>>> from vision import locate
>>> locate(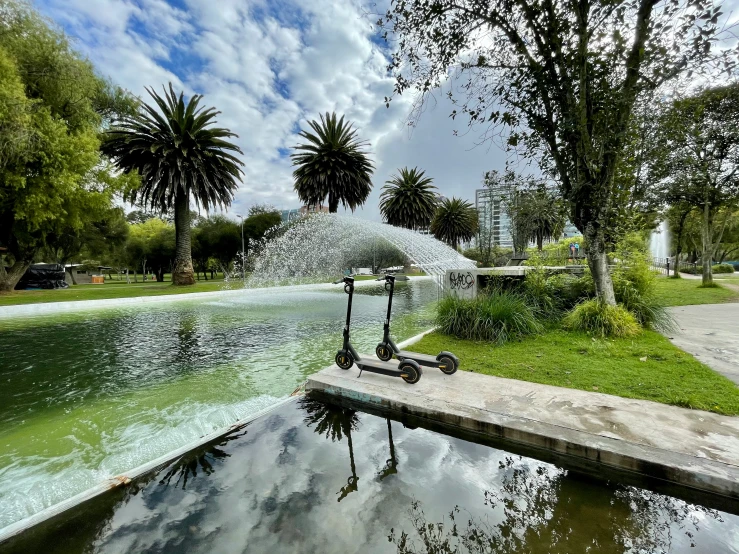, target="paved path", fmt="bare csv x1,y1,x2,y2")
307,363,739,501
667,303,739,385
